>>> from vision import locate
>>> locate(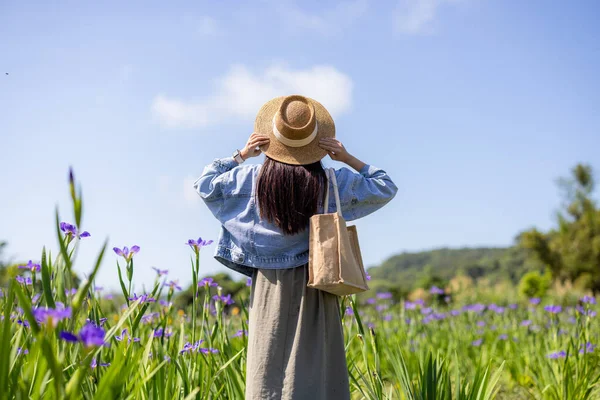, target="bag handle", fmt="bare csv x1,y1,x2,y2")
324,168,330,214
323,168,342,216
